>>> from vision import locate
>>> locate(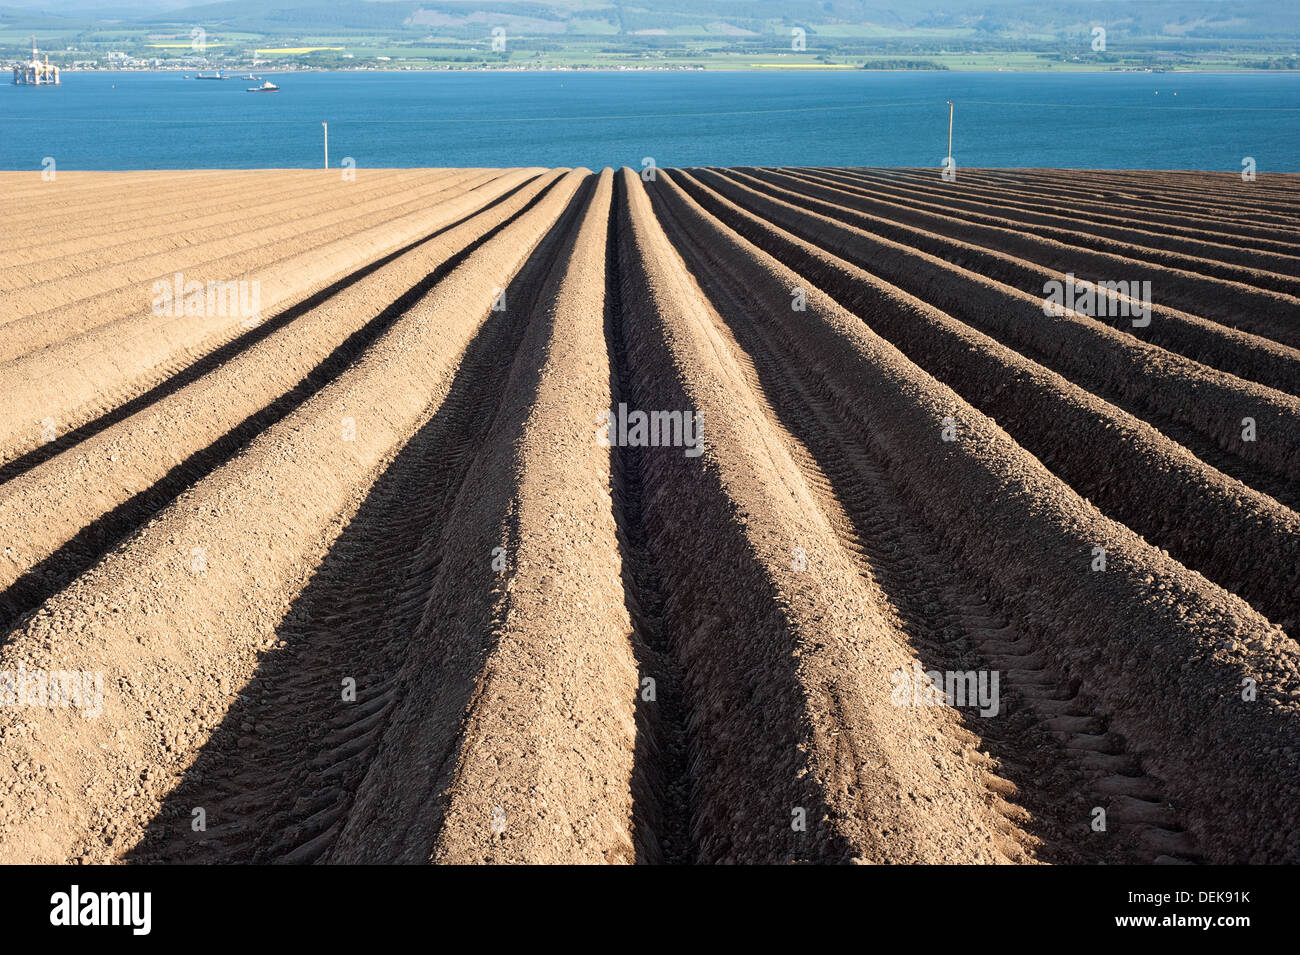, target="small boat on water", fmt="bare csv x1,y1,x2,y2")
242,74,261,81
247,80,279,93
